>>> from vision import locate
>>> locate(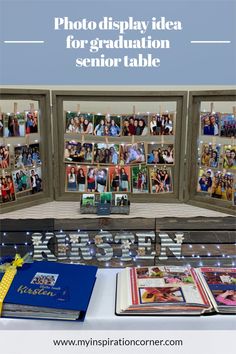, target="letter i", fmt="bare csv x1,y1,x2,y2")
152,17,156,30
